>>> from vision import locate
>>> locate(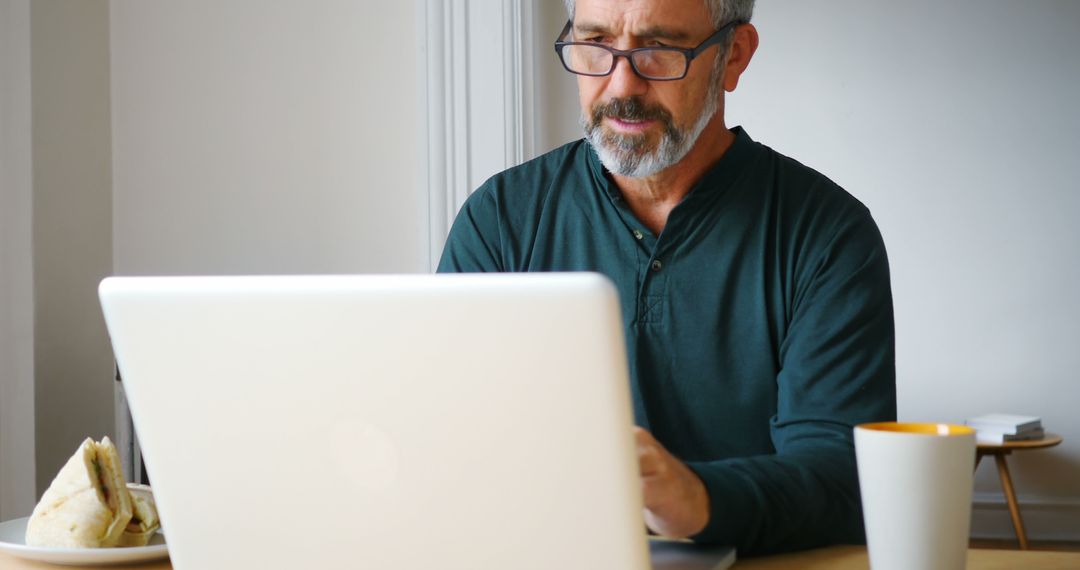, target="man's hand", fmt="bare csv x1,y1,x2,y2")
635,426,710,538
